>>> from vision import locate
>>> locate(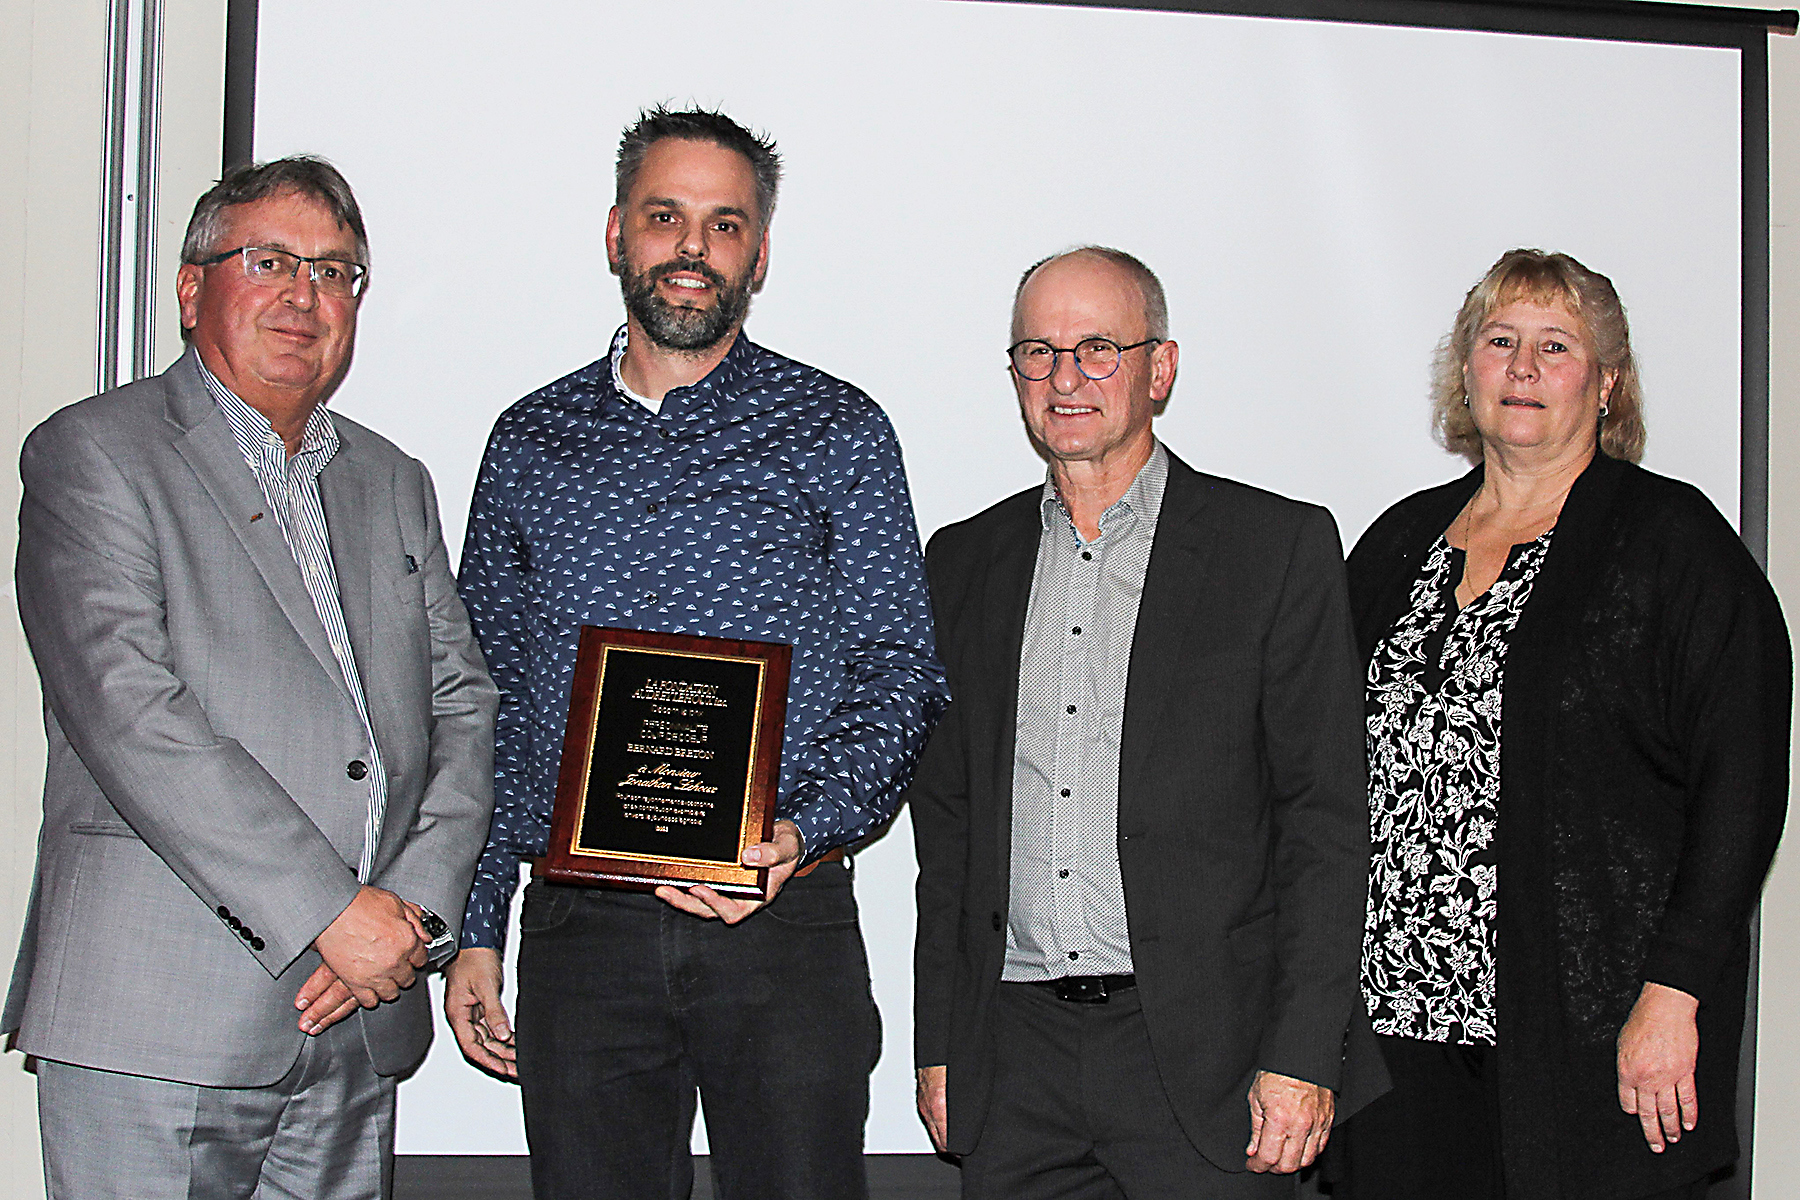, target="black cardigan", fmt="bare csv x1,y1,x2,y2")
1346,452,1790,1199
